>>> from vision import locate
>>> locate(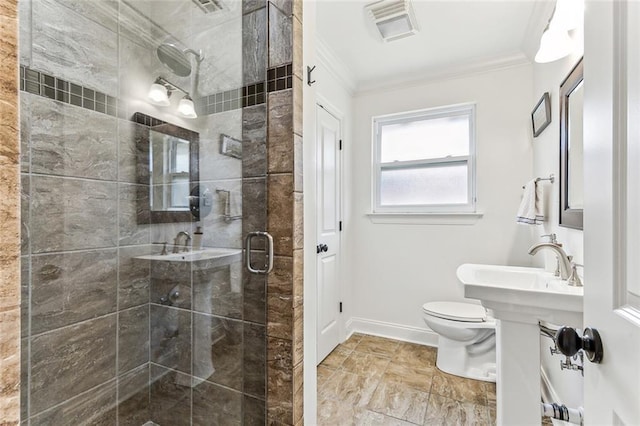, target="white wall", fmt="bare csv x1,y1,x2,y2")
531,55,585,267
346,64,535,341
532,49,586,414
312,12,585,414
